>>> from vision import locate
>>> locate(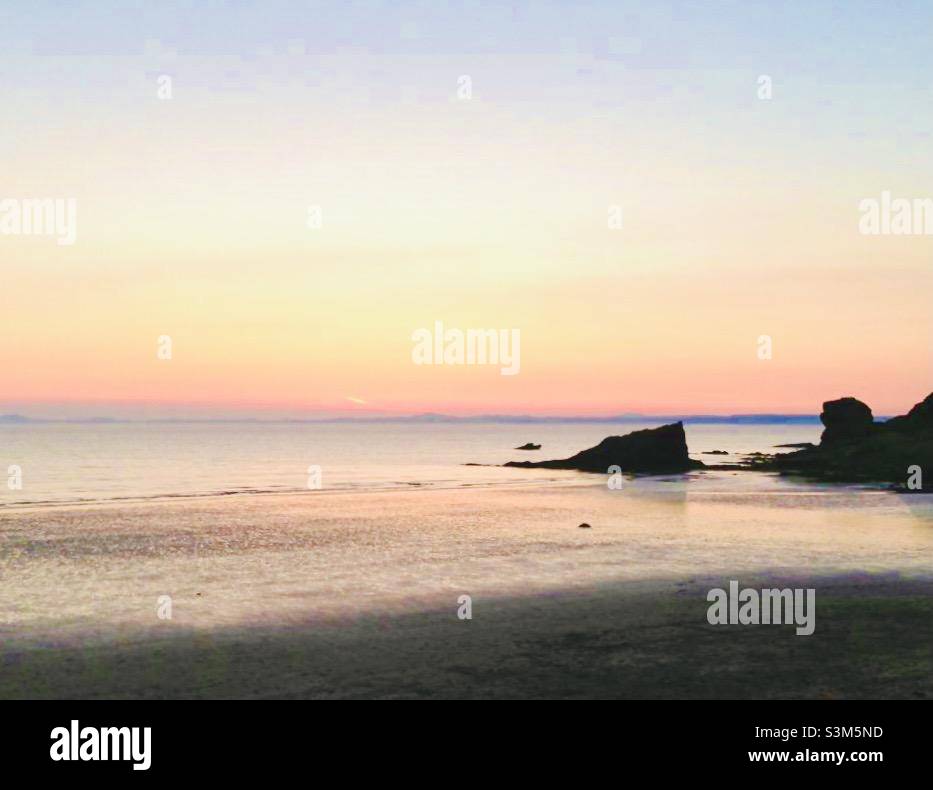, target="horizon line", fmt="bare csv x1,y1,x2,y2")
0,412,840,425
